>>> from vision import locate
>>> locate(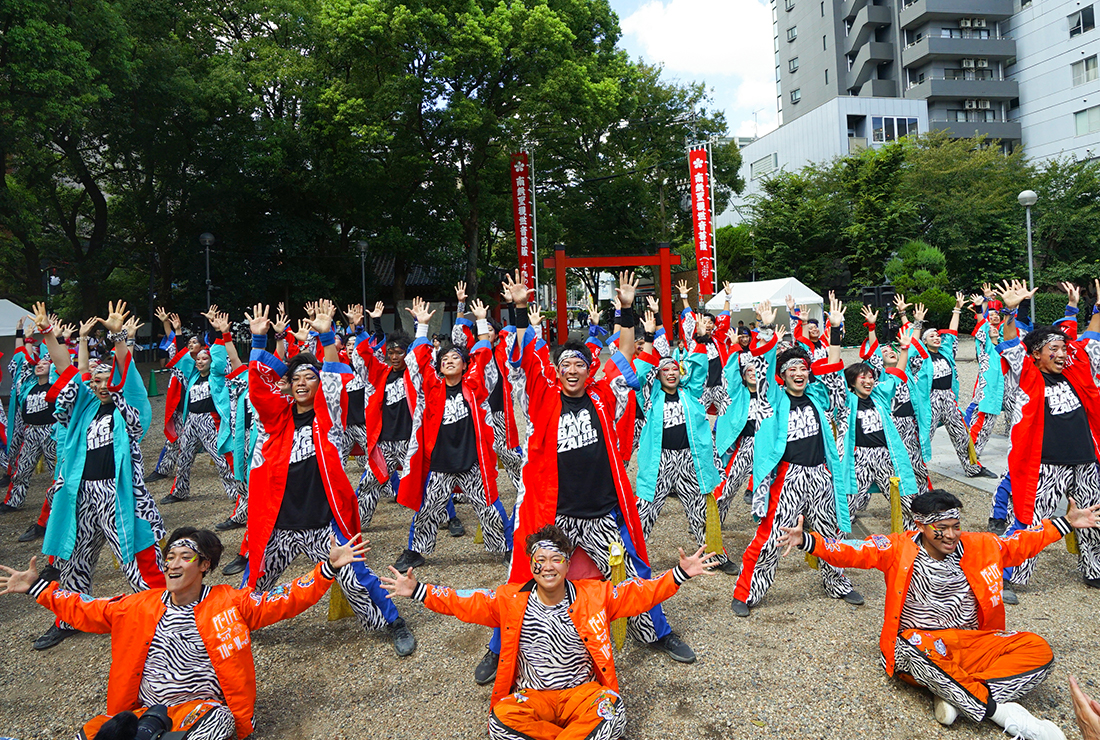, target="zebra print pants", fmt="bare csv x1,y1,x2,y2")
851,446,915,531
929,389,982,476
153,436,180,476
3,423,56,509
719,434,755,523
894,415,928,489
892,628,1054,723
1008,462,1100,585
170,412,238,500
56,478,165,630
345,424,369,469
969,411,999,458
255,525,398,630
410,464,508,555
491,410,524,493
733,462,854,606
636,448,728,564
